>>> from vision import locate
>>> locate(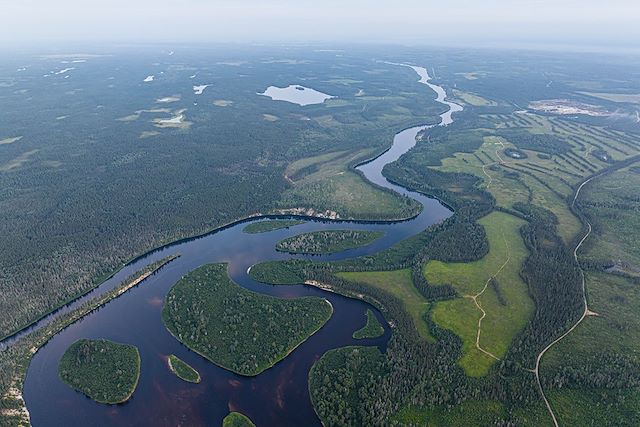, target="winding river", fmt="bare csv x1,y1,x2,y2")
19,64,462,426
